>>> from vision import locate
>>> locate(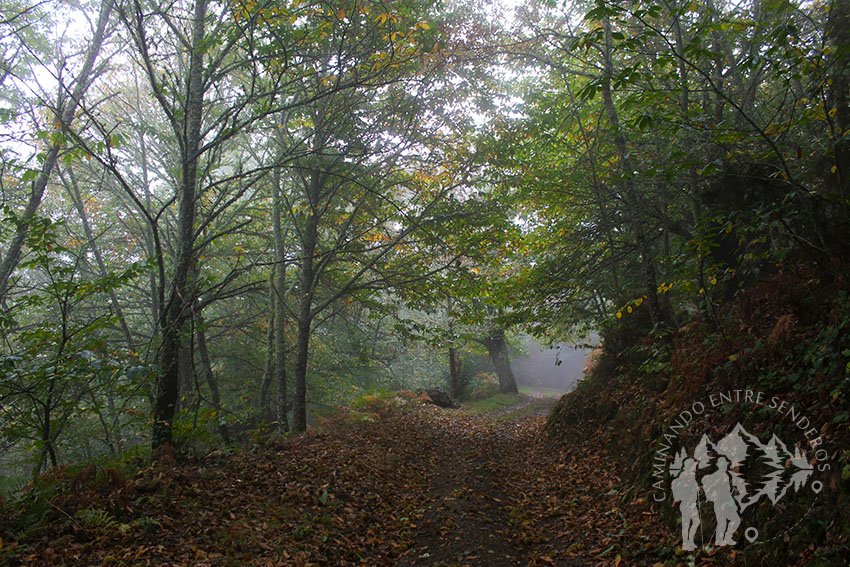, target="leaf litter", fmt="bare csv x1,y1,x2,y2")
1,395,704,566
